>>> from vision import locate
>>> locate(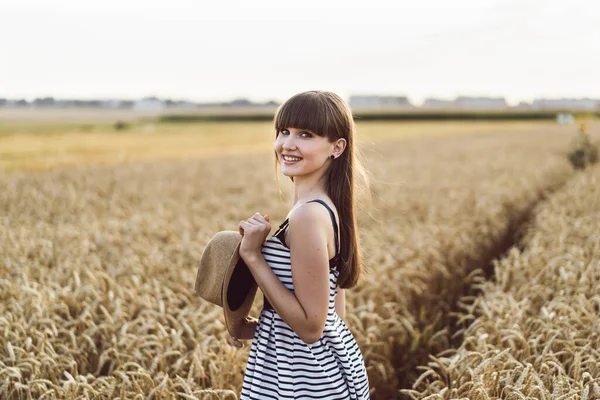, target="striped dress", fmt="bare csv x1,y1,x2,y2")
240,199,370,400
